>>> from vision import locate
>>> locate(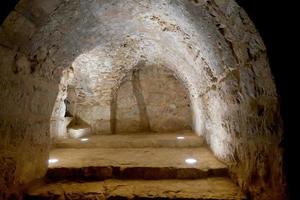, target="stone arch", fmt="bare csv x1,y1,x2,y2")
111,63,194,134
66,40,204,135
0,0,285,199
